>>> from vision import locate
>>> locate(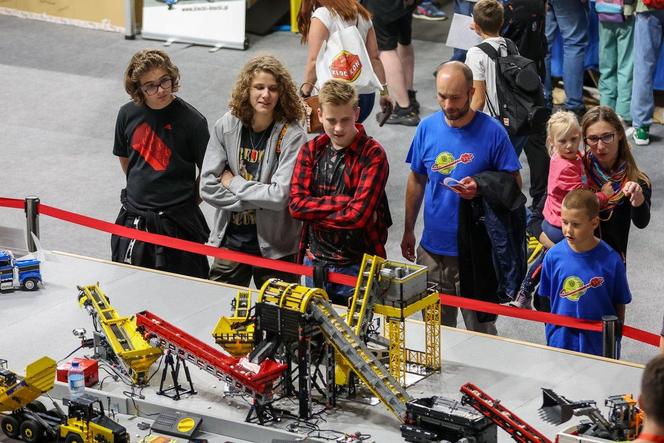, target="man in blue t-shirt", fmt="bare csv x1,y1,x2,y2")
402,61,521,334
539,189,632,357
